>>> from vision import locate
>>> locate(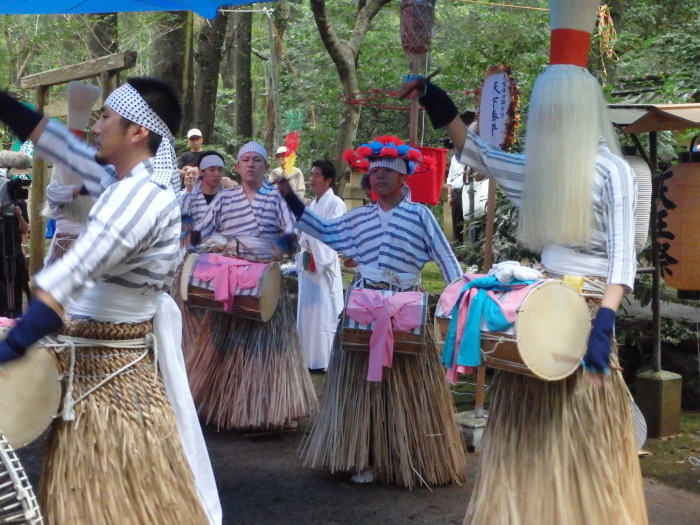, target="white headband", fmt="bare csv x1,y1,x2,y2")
105,83,180,192
368,158,408,176
237,141,269,163
199,154,224,170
